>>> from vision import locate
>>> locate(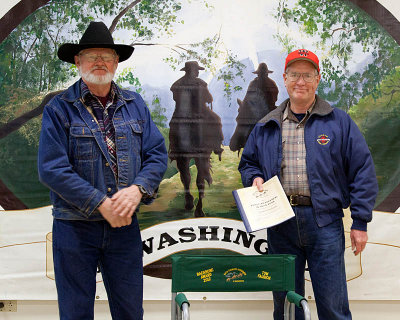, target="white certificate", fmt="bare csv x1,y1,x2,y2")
232,176,295,232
